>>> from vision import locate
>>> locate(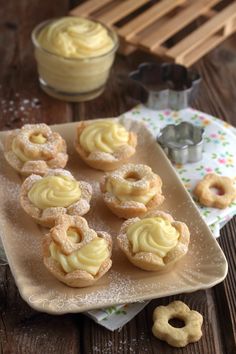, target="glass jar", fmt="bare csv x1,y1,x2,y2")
31,18,119,102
